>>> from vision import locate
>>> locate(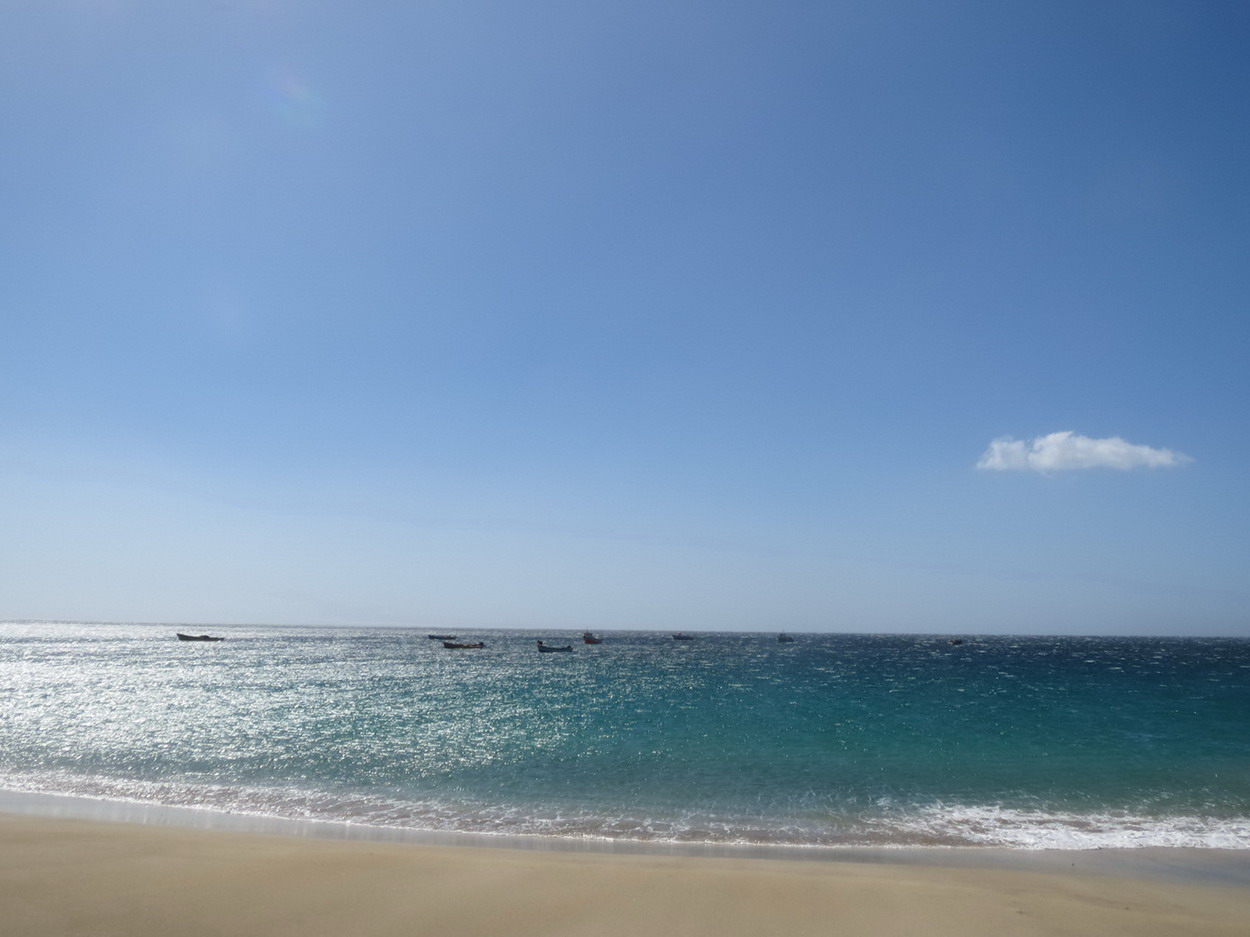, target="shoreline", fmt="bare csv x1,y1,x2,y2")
4,811,1250,937
3,788,1250,889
